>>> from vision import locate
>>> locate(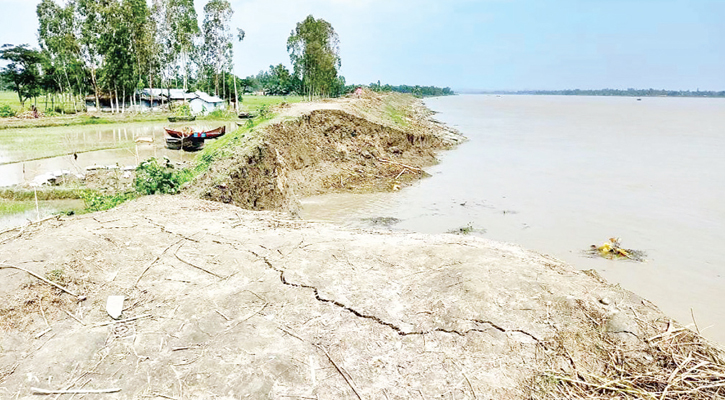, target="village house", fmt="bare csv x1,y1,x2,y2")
85,89,227,115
